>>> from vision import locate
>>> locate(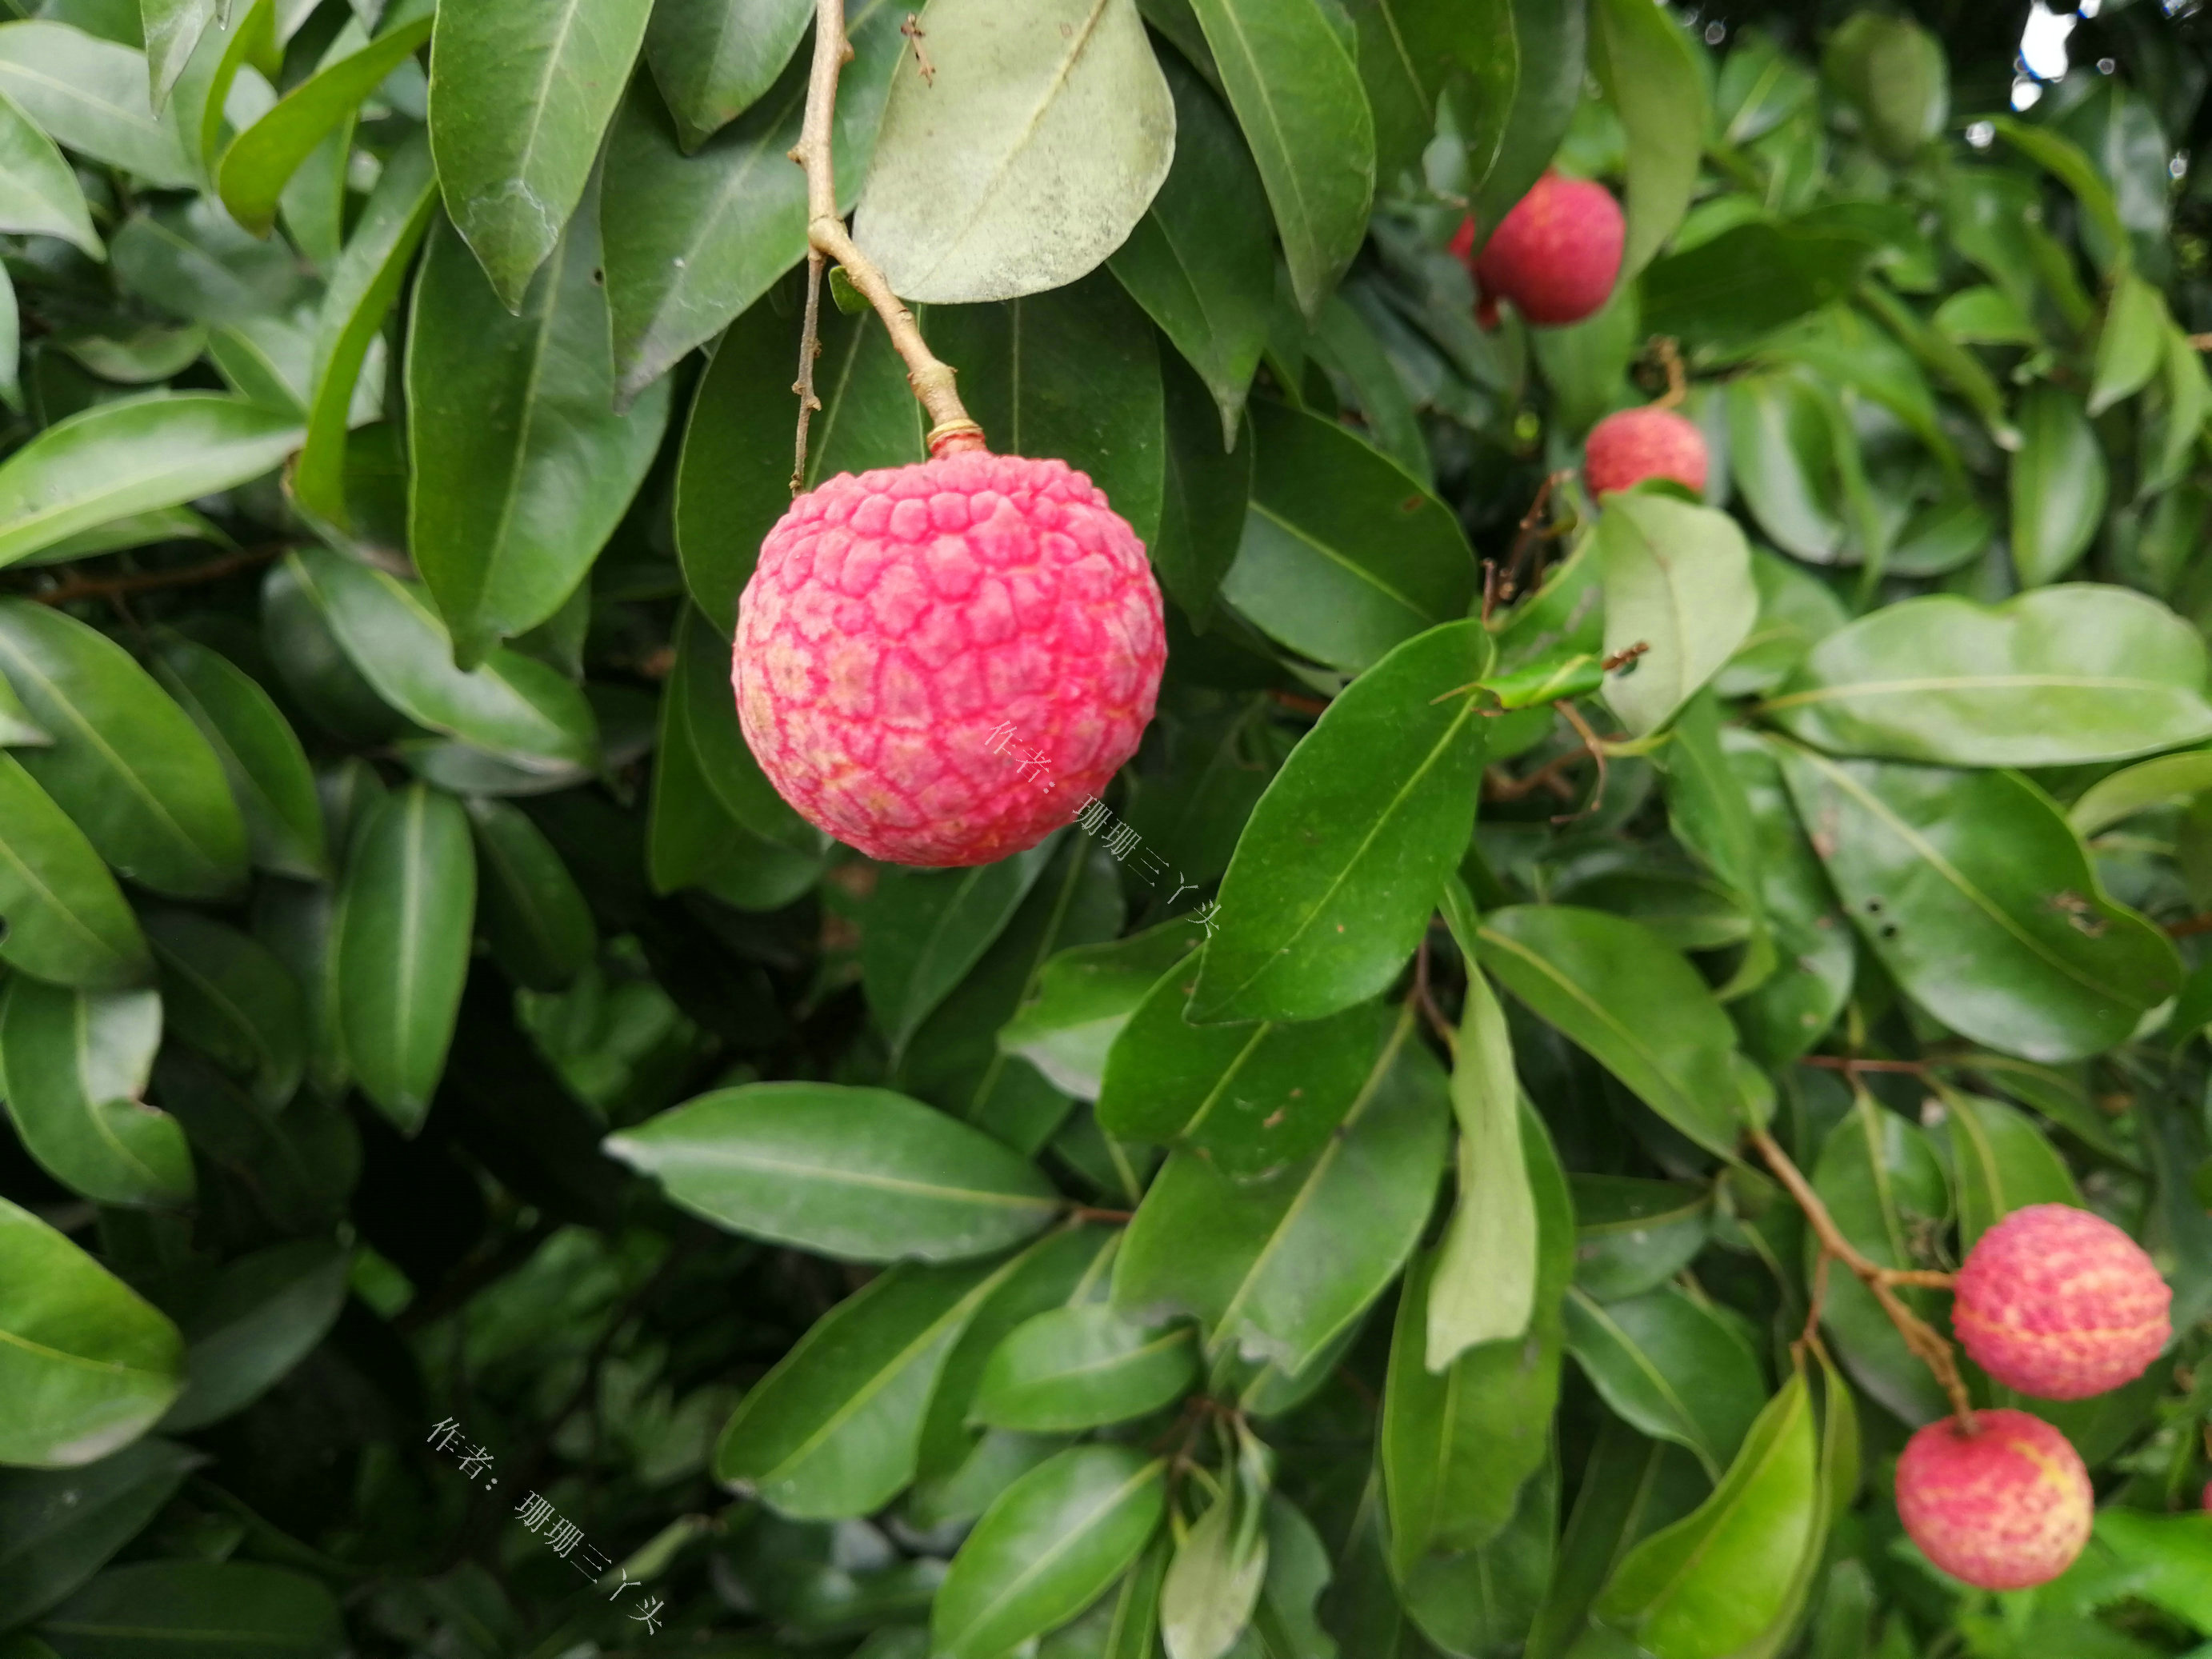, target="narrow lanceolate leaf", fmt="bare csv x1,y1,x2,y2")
337,784,476,1133
1598,491,1758,737
643,0,813,151
2070,750,2212,837
0,23,195,188
150,634,327,881
854,0,1174,303
1429,971,1538,1367
1478,905,1743,1157
408,206,671,666
0,978,190,1209
0,1196,184,1468
1564,1285,1769,1479
34,1561,343,1657
0,754,150,990
465,798,594,993
294,134,438,527
972,1305,1197,1433
1162,1469,1269,1659
0,1437,199,1625
1457,0,1588,244
1589,0,1705,278
1764,586,2212,767
0,86,101,257
142,0,218,109
145,910,306,1109
932,1446,1169,1659
157,1239,352,1432
1186,0,1374,320
672,606,818,850
0,394,300,570
2010,385,2108,587
1189,619,1489,1024
605,1083,1063,1263
865,845,1060,1056
714,1255,1022,1519
1777,745,2180,1063
0,602,248,901
427,0,655,309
